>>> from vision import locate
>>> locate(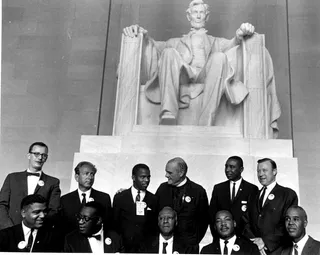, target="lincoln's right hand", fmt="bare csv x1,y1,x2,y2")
123,25,148,38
